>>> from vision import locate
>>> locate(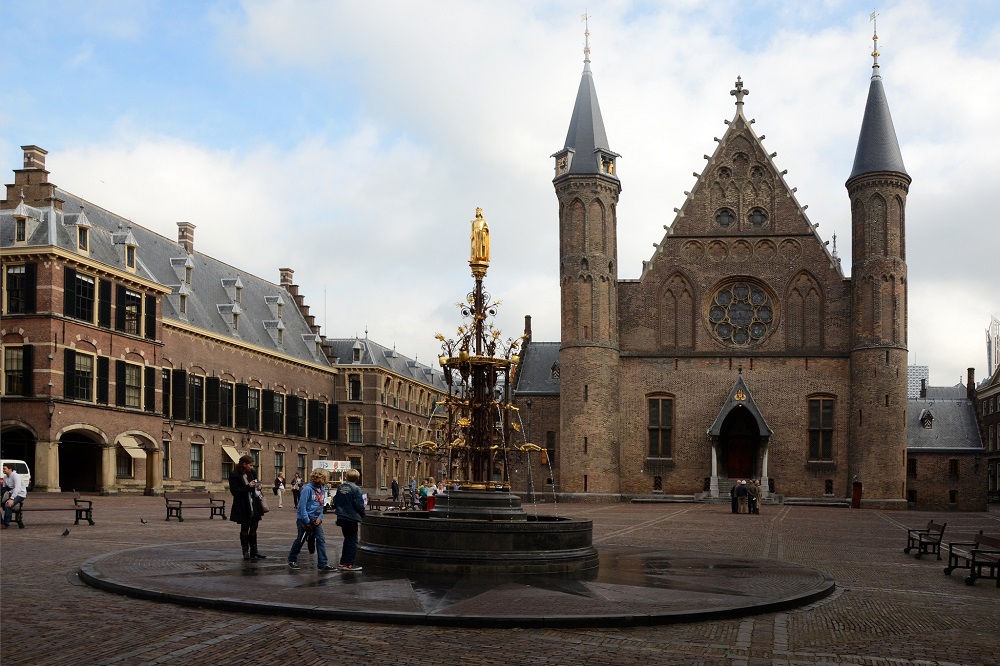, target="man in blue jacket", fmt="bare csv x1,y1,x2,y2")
334,468,366,571
287,469,335,571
